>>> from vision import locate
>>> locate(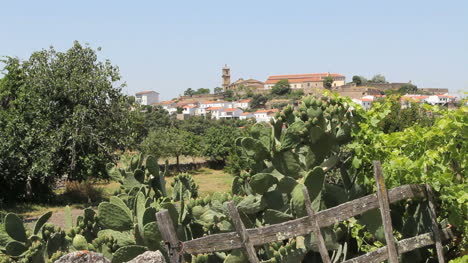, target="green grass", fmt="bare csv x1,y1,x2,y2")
0,168,233,222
